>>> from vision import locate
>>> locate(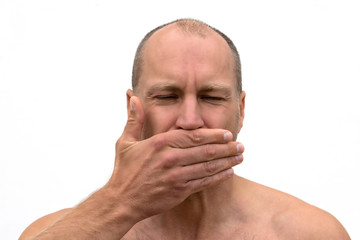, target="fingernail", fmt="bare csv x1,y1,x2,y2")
235,155,243,163
227,168,234,176
237,143,244,153
224,132,232,142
